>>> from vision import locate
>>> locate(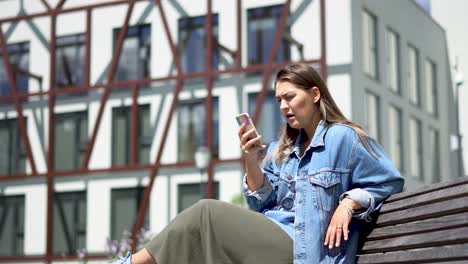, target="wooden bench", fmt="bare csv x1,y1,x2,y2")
357,177,468,264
